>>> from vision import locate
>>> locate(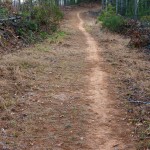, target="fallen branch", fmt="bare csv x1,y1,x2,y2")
129,100,150,105
0,16,21,22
